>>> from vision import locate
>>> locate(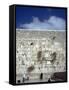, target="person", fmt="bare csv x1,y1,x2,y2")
48,78,51,82
40,73,43,80
23,77,25,82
